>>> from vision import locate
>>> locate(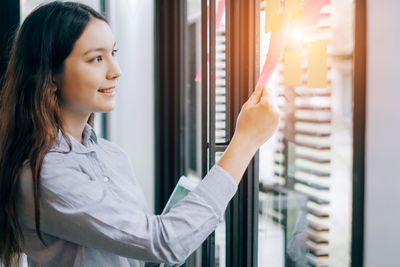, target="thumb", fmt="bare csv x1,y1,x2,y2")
260,86,270,101
247,84,264,105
